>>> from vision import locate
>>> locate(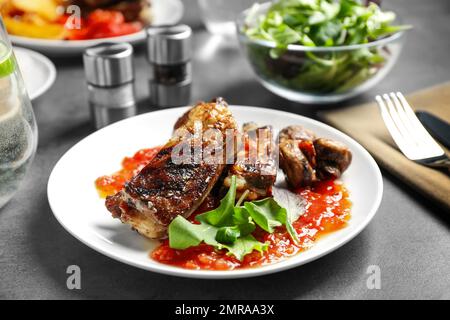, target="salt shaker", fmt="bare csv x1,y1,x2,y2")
146,24,192,108
83,43,137,129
